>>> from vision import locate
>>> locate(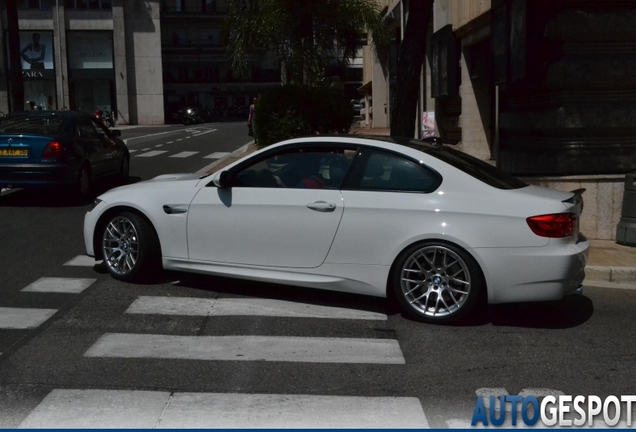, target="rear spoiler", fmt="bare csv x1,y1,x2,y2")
563,188,585,211
562,188,585,204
